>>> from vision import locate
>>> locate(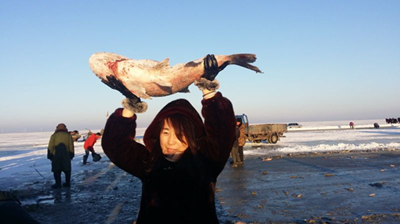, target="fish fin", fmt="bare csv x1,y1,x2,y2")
150,58,173,87
122,80,152,99
151,77,172,88
152,58,170,71
178,86,190,93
